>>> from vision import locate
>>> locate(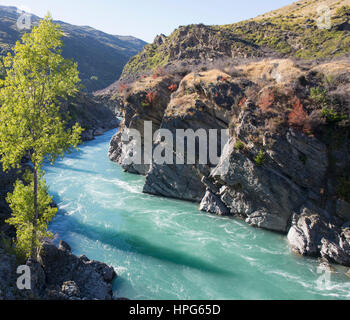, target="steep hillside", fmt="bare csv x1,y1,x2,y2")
108,0,350,267
0,6,146,91
116,0,349,82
